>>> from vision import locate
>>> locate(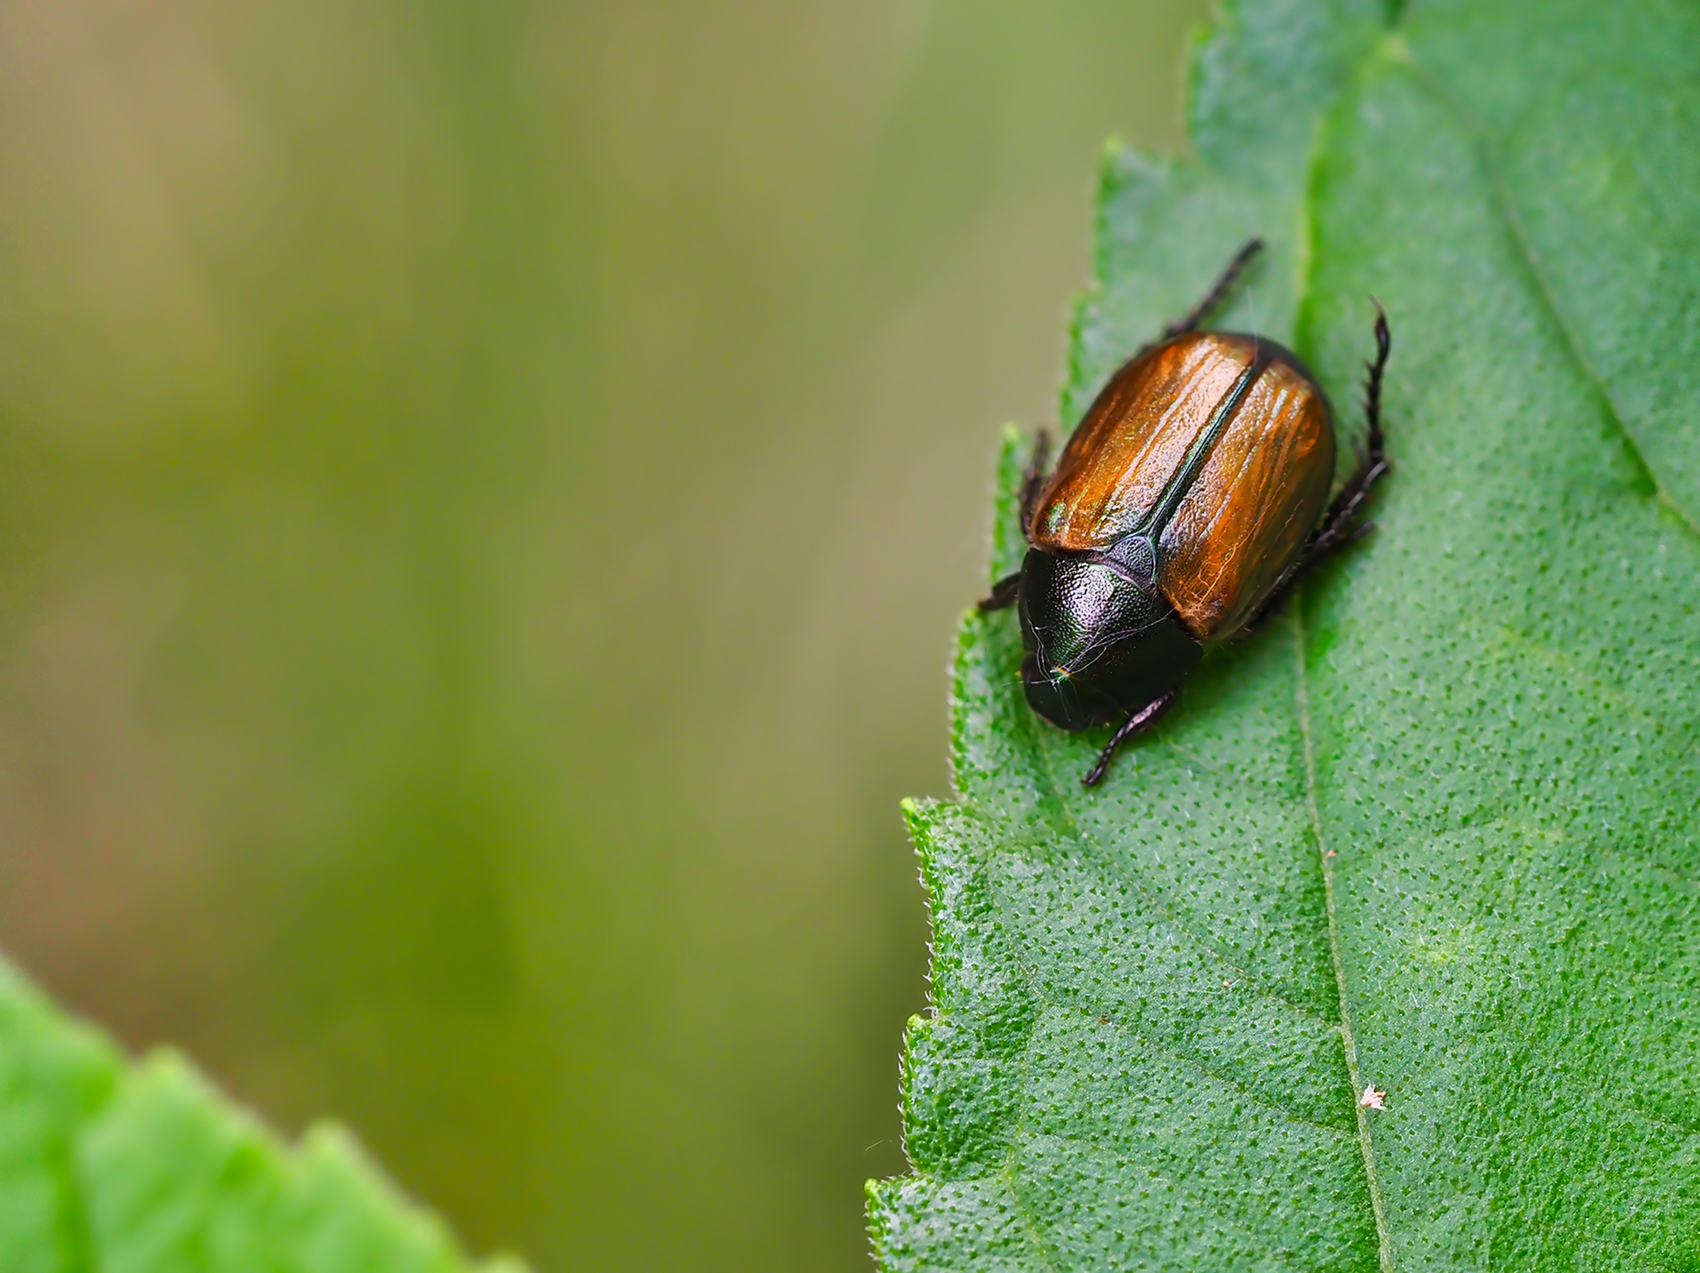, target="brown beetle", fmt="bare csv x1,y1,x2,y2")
980,240,1391,784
